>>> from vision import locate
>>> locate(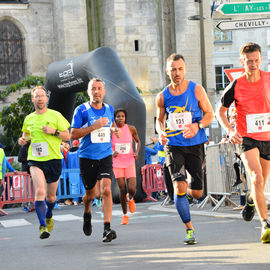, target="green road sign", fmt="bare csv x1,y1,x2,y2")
217,2,270,15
